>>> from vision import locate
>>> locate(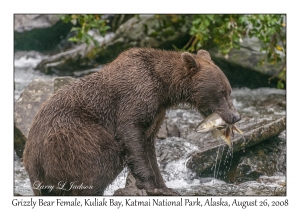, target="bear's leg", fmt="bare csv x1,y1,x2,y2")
146,138,180,195
131,137,180,196
119,124,179,196
146,109,180,195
